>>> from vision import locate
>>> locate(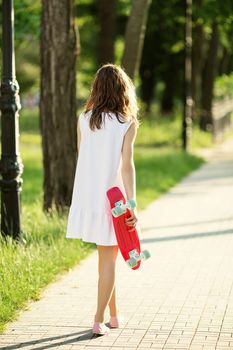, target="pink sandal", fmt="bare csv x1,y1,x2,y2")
109,315,123,328
92,321,110,335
